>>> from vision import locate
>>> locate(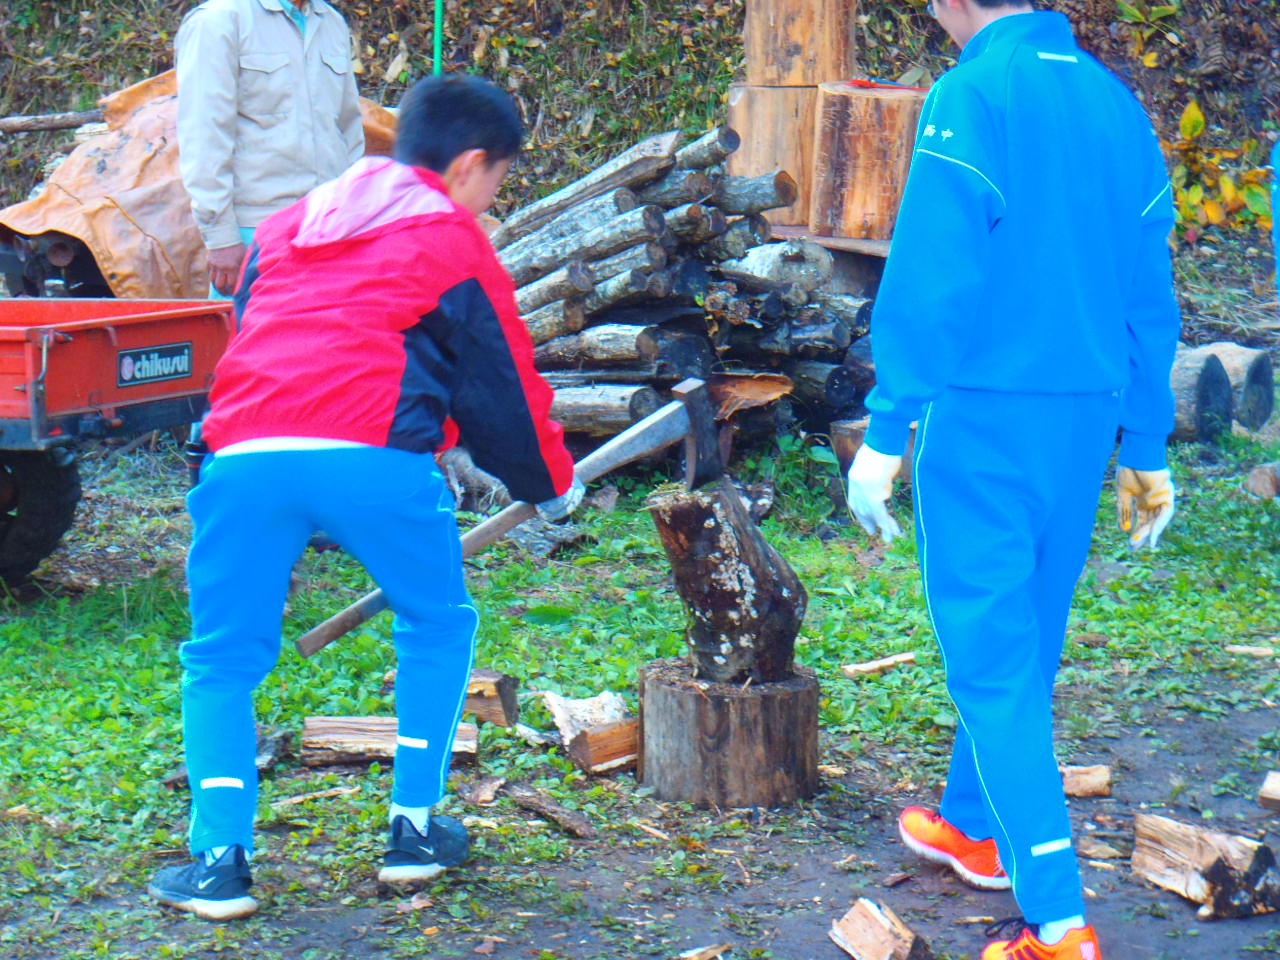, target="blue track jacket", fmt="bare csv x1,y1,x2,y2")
865,12,1179,471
